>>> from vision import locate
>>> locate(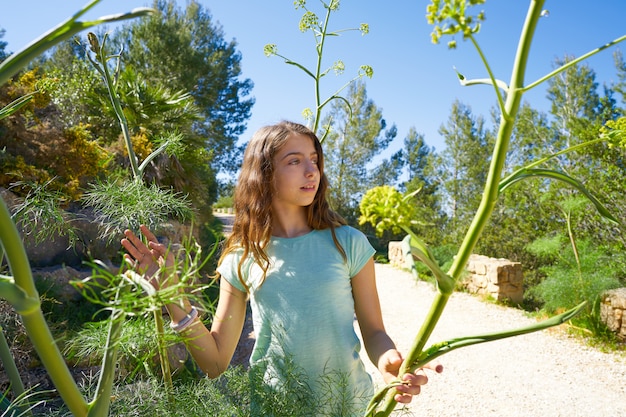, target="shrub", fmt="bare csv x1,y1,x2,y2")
527,236,622,326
